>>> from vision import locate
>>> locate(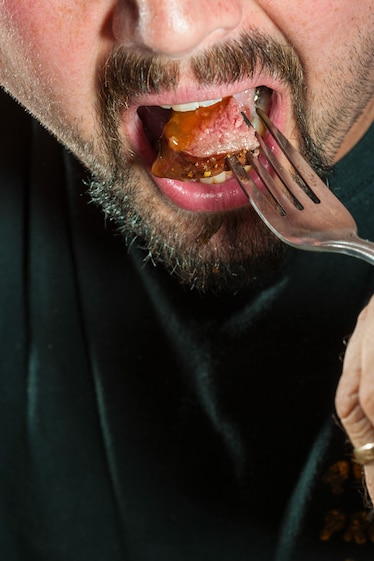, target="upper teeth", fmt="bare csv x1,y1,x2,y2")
160,98,222,112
